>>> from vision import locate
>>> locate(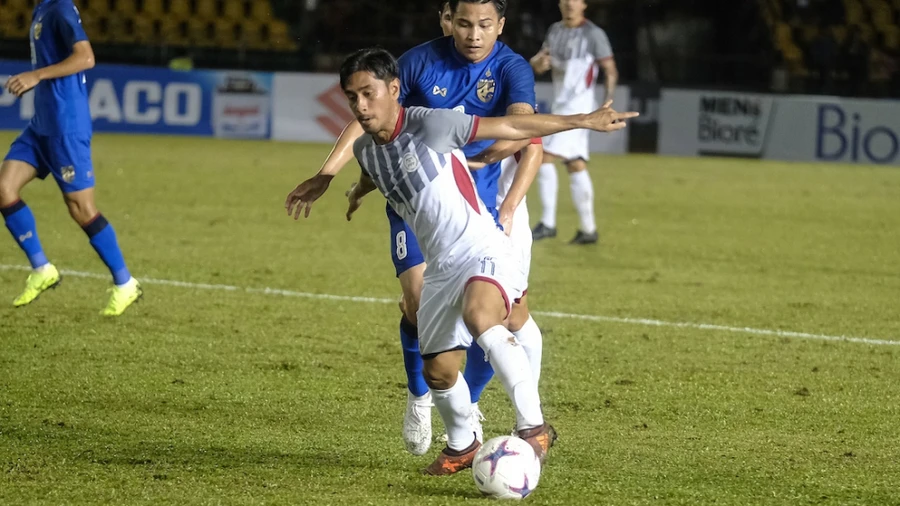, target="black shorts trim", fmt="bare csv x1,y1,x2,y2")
422,345,467,360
